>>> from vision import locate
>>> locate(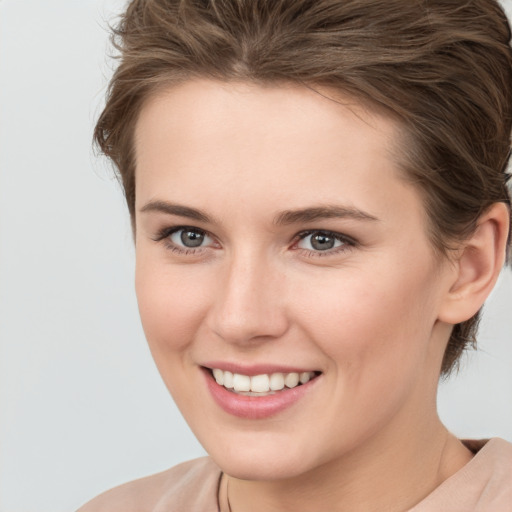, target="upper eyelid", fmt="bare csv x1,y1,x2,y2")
154,225,211,241
294,229,356,244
